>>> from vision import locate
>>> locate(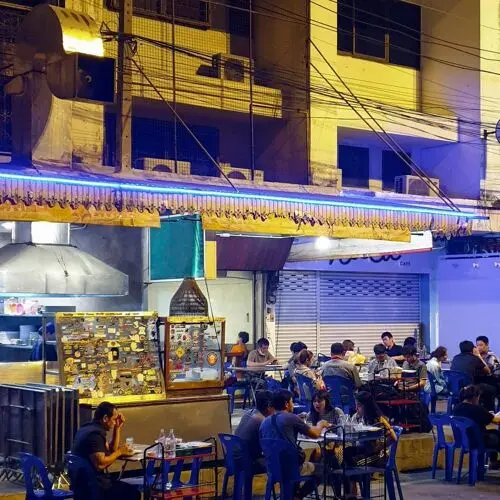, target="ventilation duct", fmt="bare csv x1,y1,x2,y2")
0,222,128,296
